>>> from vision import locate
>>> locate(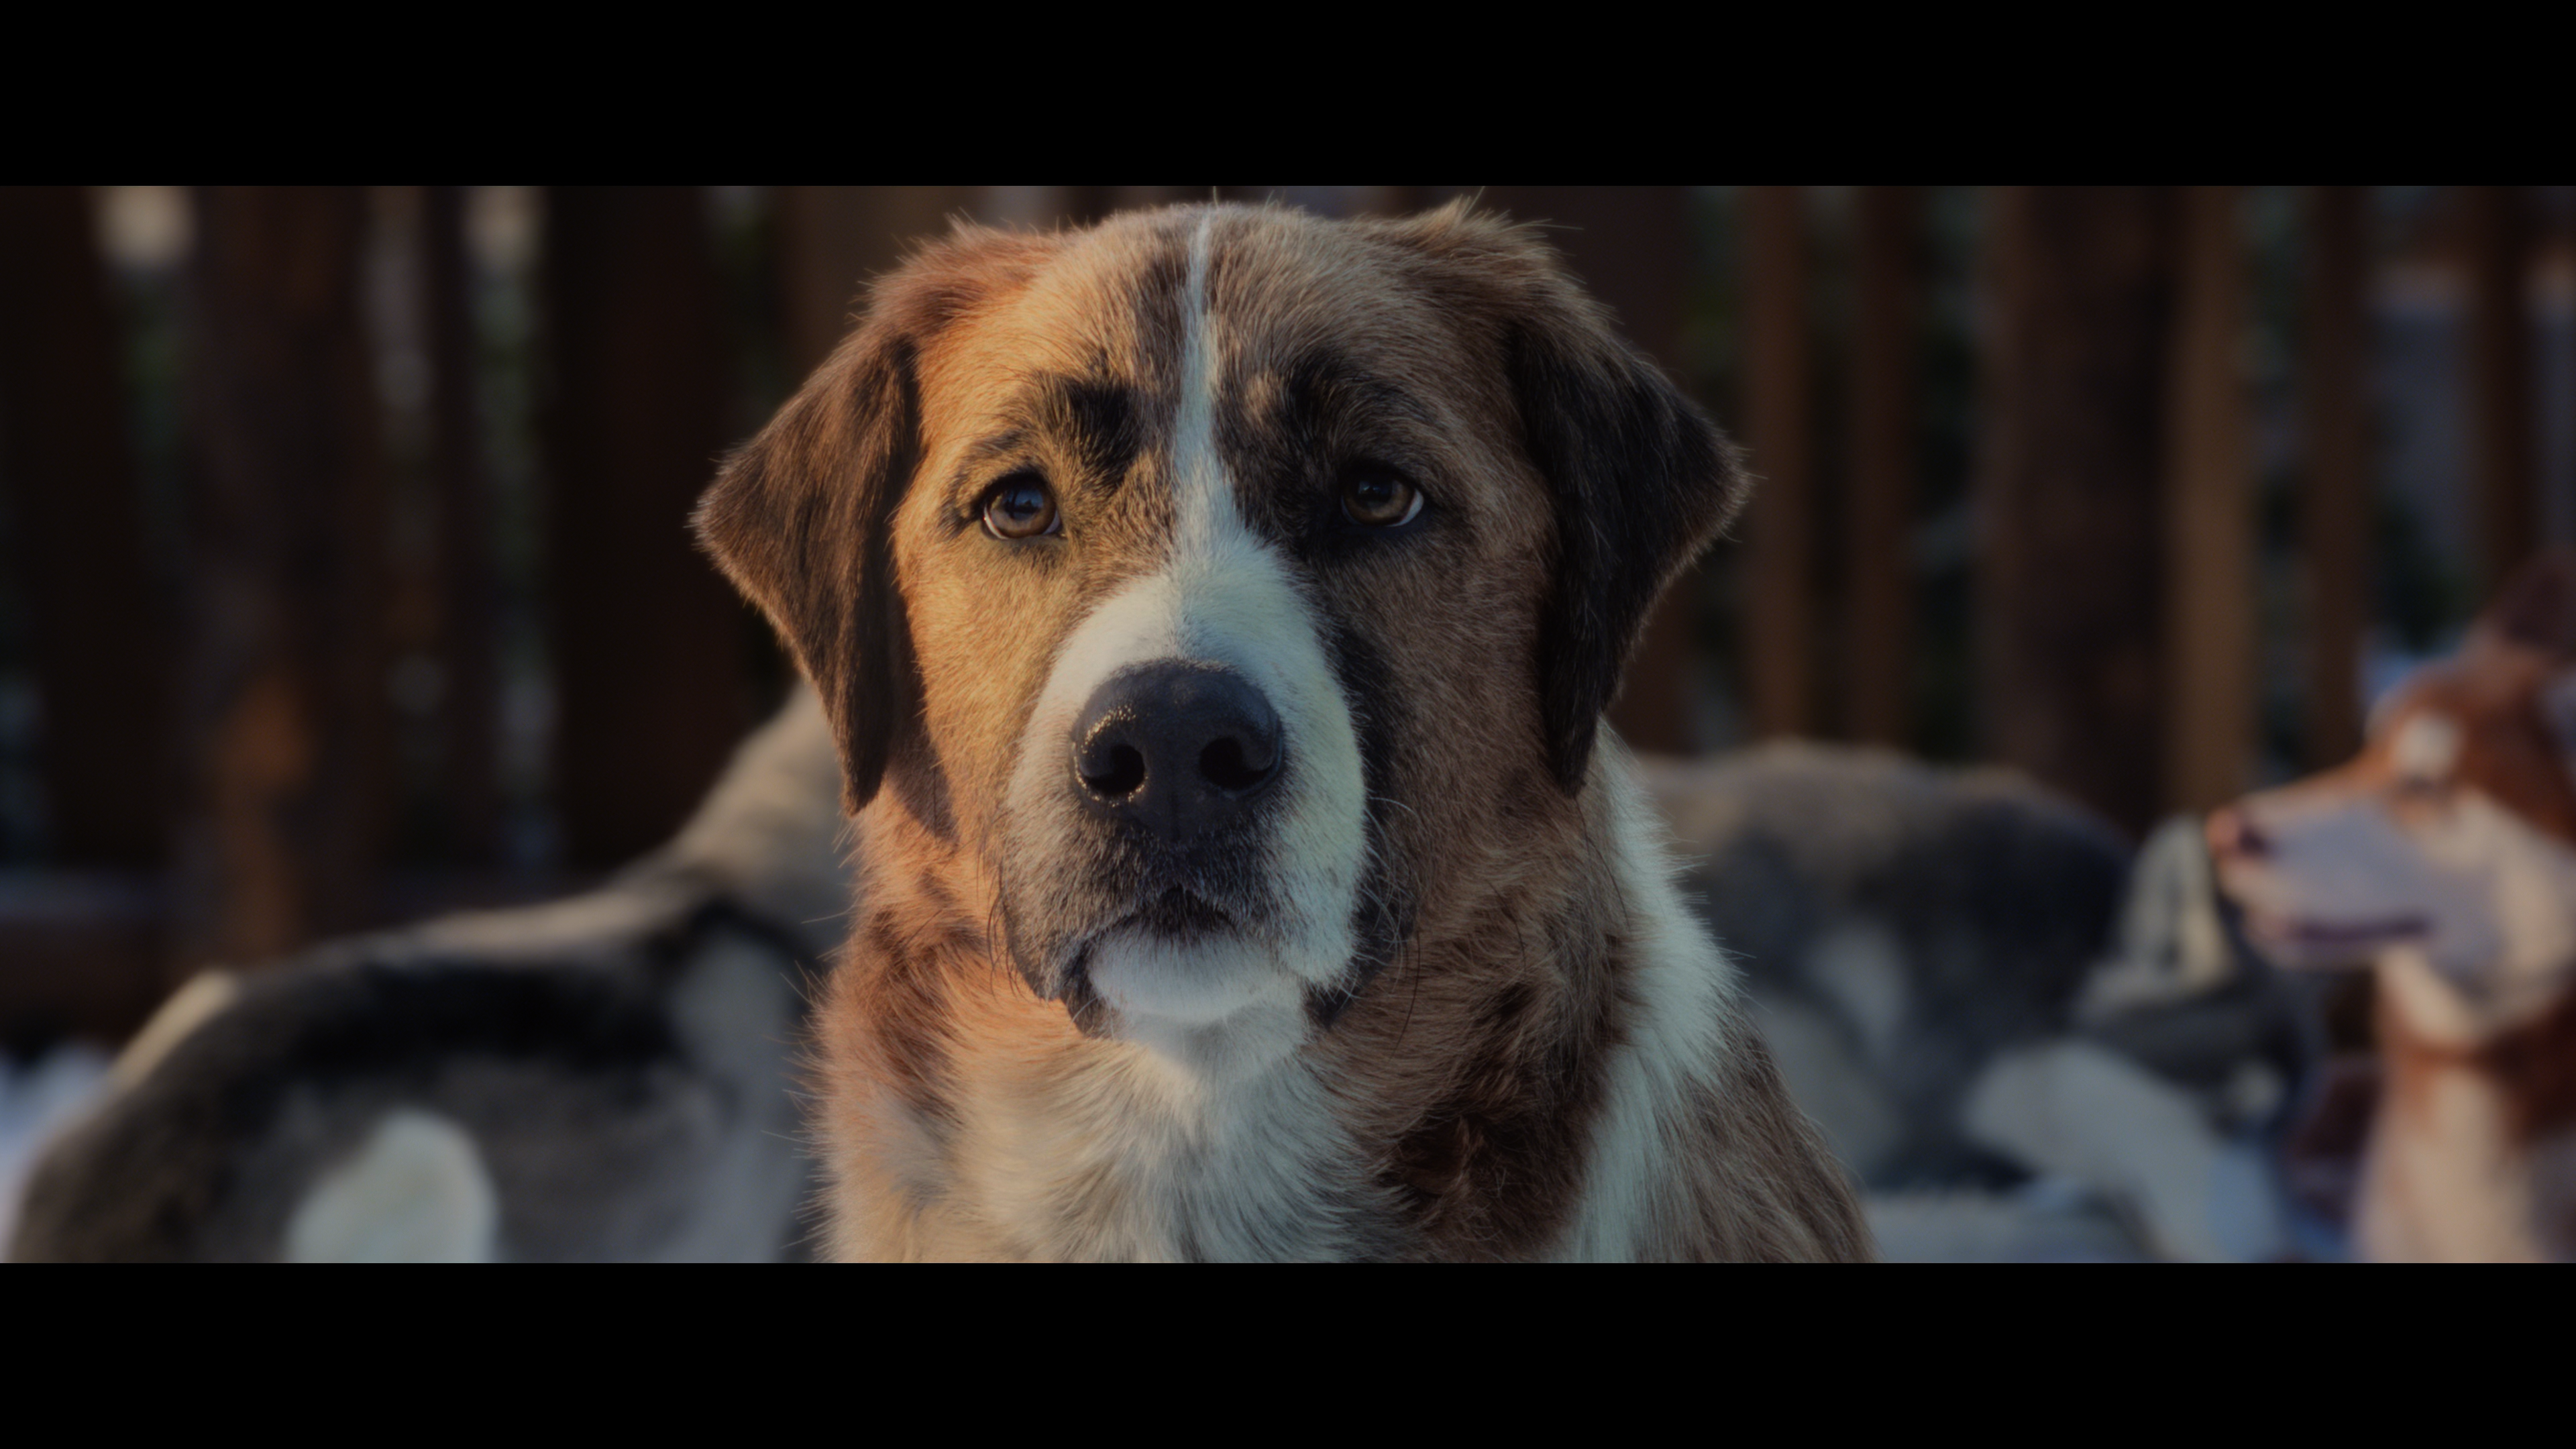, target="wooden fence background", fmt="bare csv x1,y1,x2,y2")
1,185,2570,1049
